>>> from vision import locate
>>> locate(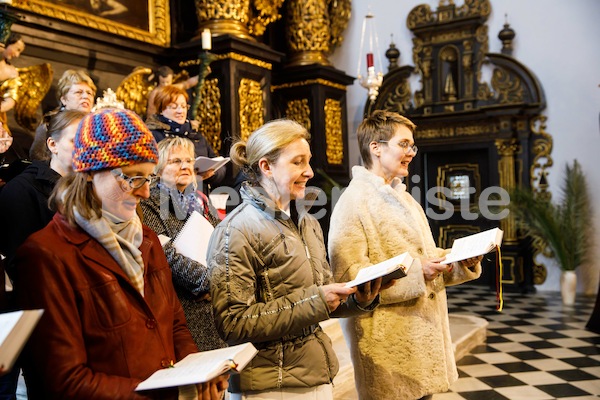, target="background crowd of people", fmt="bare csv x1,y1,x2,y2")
0,54,484,400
